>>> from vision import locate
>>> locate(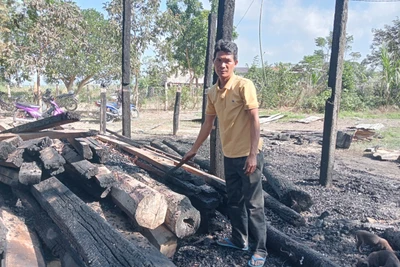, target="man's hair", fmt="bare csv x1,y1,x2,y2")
214,39,238,61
